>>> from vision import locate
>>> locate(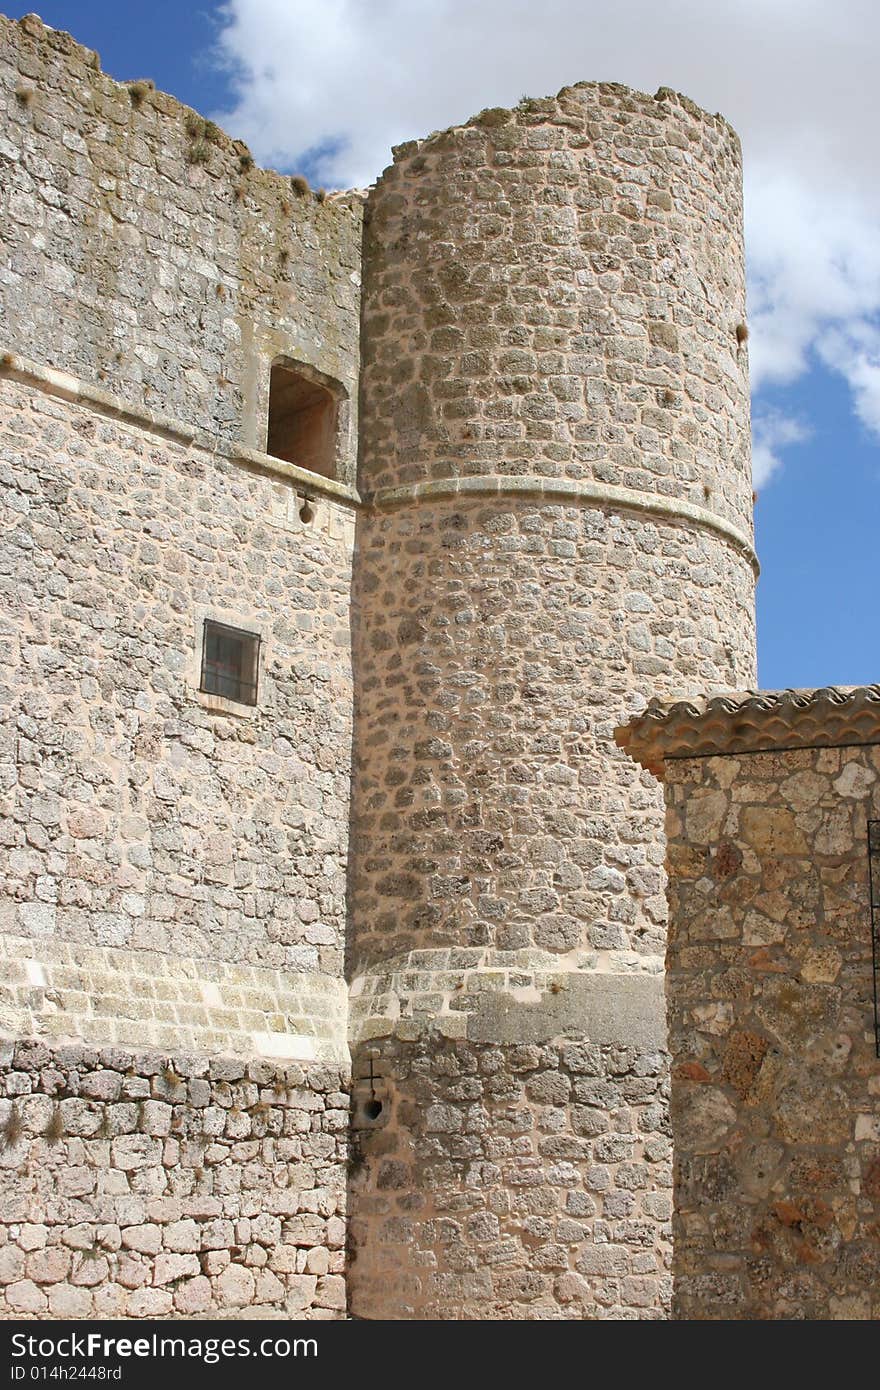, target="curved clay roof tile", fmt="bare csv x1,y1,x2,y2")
615,684,880,776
